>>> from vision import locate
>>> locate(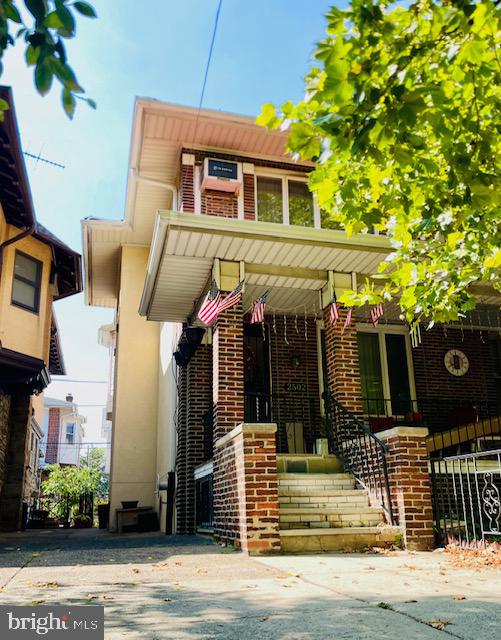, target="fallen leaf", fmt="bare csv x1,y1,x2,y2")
163,598,172,602
404,599,417,603
377,602,394,610
101,595,114,601
452,595,466,600
260,616,269,622
132,569,140,574
31,600,45,605
427,620,450,630
31,552,41,558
